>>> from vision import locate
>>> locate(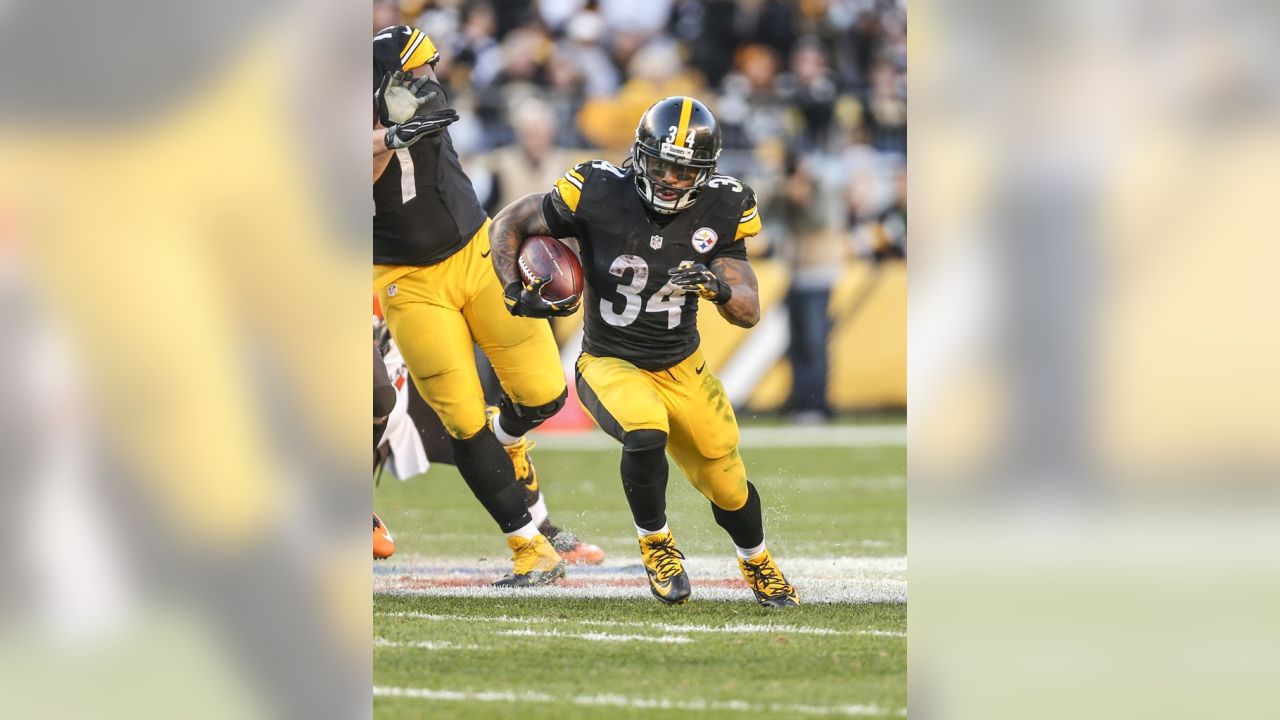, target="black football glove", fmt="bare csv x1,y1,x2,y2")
668,261,731,304
383,109,460,150
504,278,581,318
